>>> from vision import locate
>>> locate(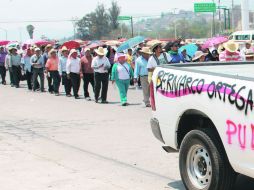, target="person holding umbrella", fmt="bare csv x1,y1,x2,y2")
111,53,134,106
45,49,61,96
66,49,82,99
92,47,111,103
59,46,72,97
